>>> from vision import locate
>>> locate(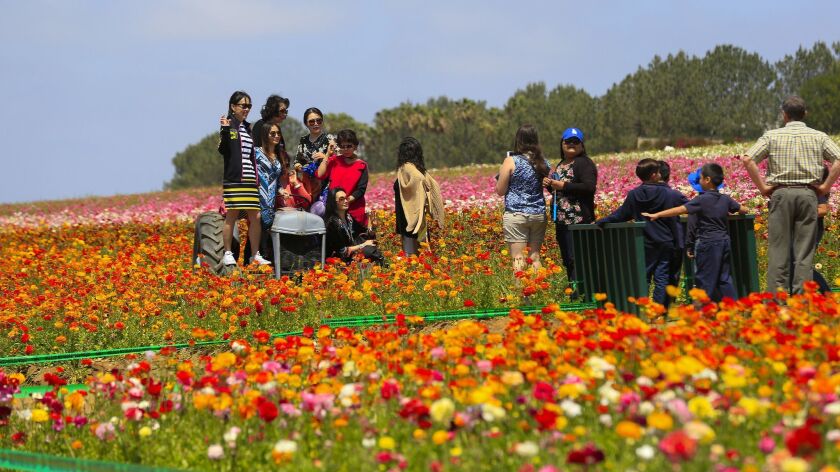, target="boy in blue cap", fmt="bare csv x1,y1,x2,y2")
595,158,681,307
643,163,747,302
